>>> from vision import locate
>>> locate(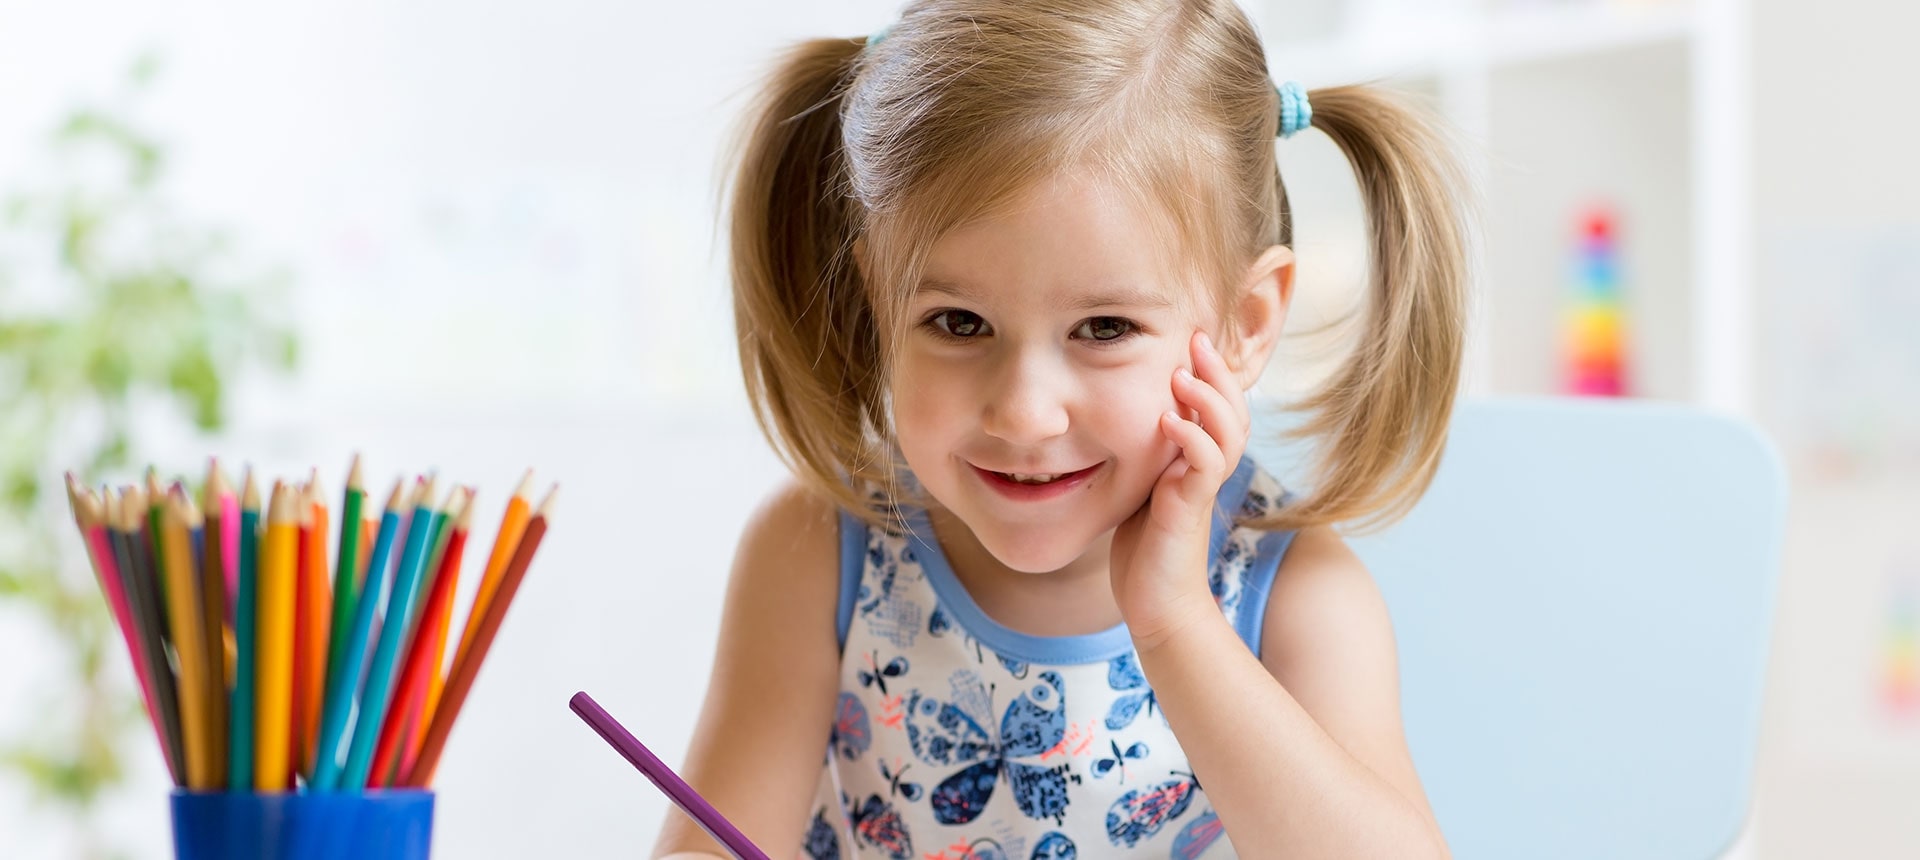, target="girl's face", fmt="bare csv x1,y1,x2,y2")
890,170,1227,574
